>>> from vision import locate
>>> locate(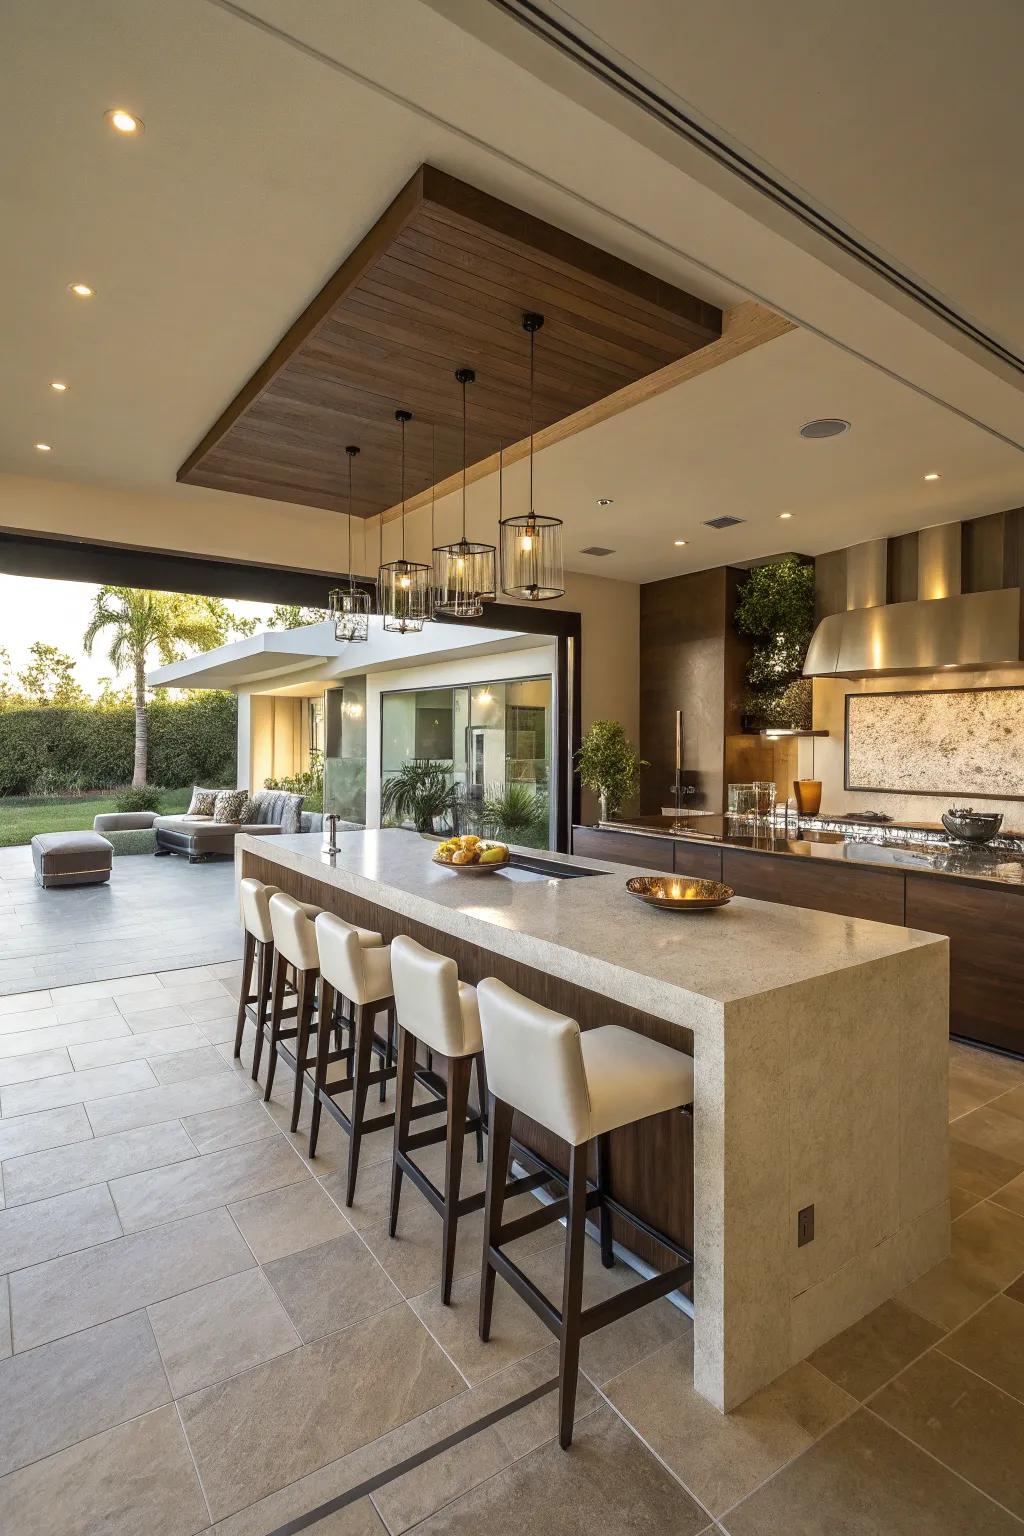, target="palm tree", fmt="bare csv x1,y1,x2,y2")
84,588,228,787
